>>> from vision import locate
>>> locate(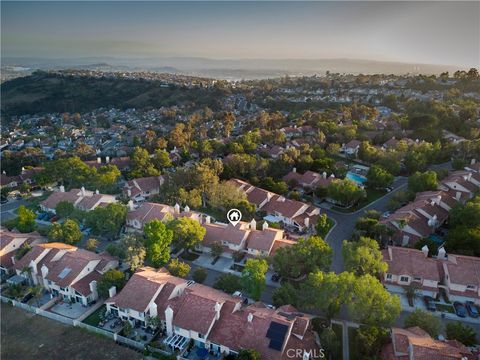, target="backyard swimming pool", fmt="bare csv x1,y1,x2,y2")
346,171,367,185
